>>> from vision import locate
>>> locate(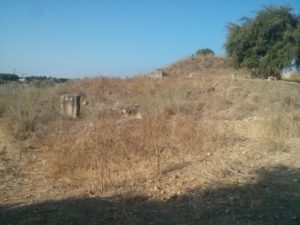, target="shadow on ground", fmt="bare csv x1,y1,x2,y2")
1,165,300,225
